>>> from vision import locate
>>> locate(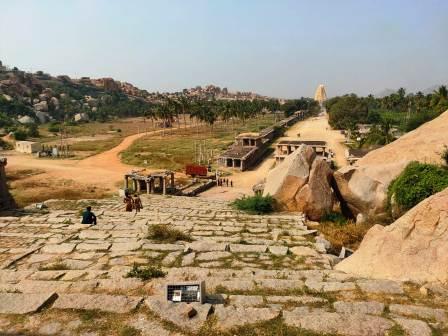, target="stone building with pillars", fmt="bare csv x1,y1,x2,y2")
218,132,269,171
124,171,175,195
274,140,330,163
